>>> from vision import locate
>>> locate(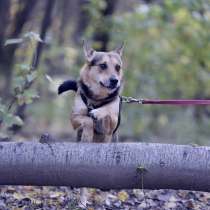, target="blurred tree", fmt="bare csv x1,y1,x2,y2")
1,0,210,144
0,0,10,67
32,0,56,69
11,0,56,132
82,0,119,50
93,0,119,50
111,0,210,141
58,0,72,45
73,0,91,46
0,0,38,98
